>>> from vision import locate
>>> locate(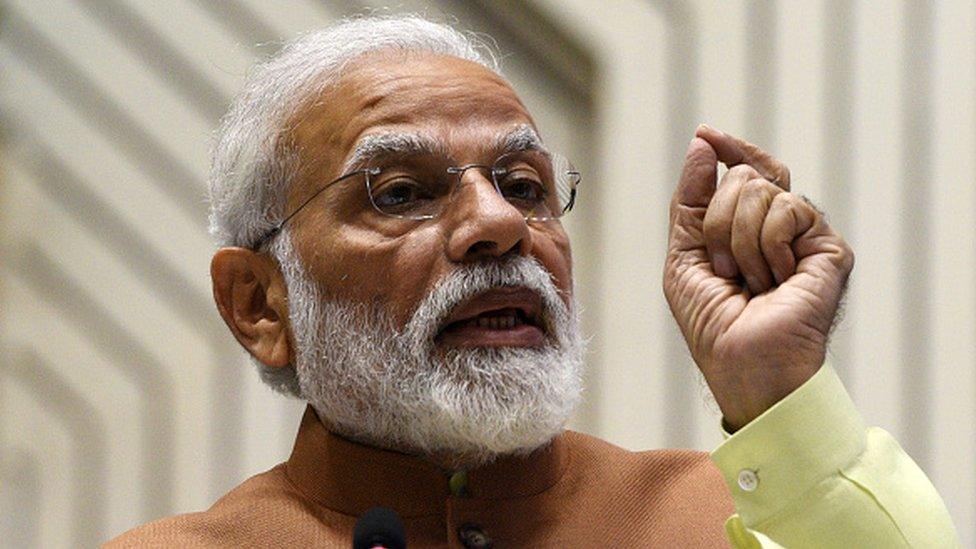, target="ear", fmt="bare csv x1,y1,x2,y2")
211,247,292,368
